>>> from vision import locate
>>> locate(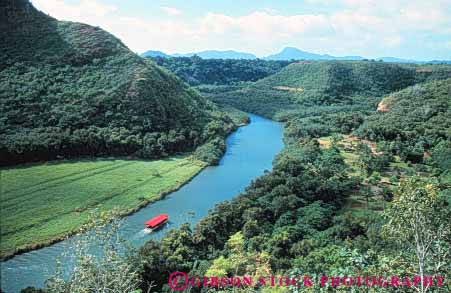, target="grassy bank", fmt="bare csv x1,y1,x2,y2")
0,156,206,259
